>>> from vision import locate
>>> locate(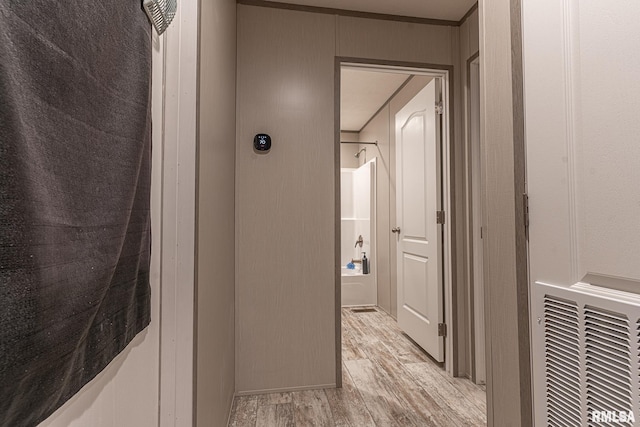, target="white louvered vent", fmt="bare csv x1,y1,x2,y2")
532,282,640,427
584,307,633,427
544,297,582,426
